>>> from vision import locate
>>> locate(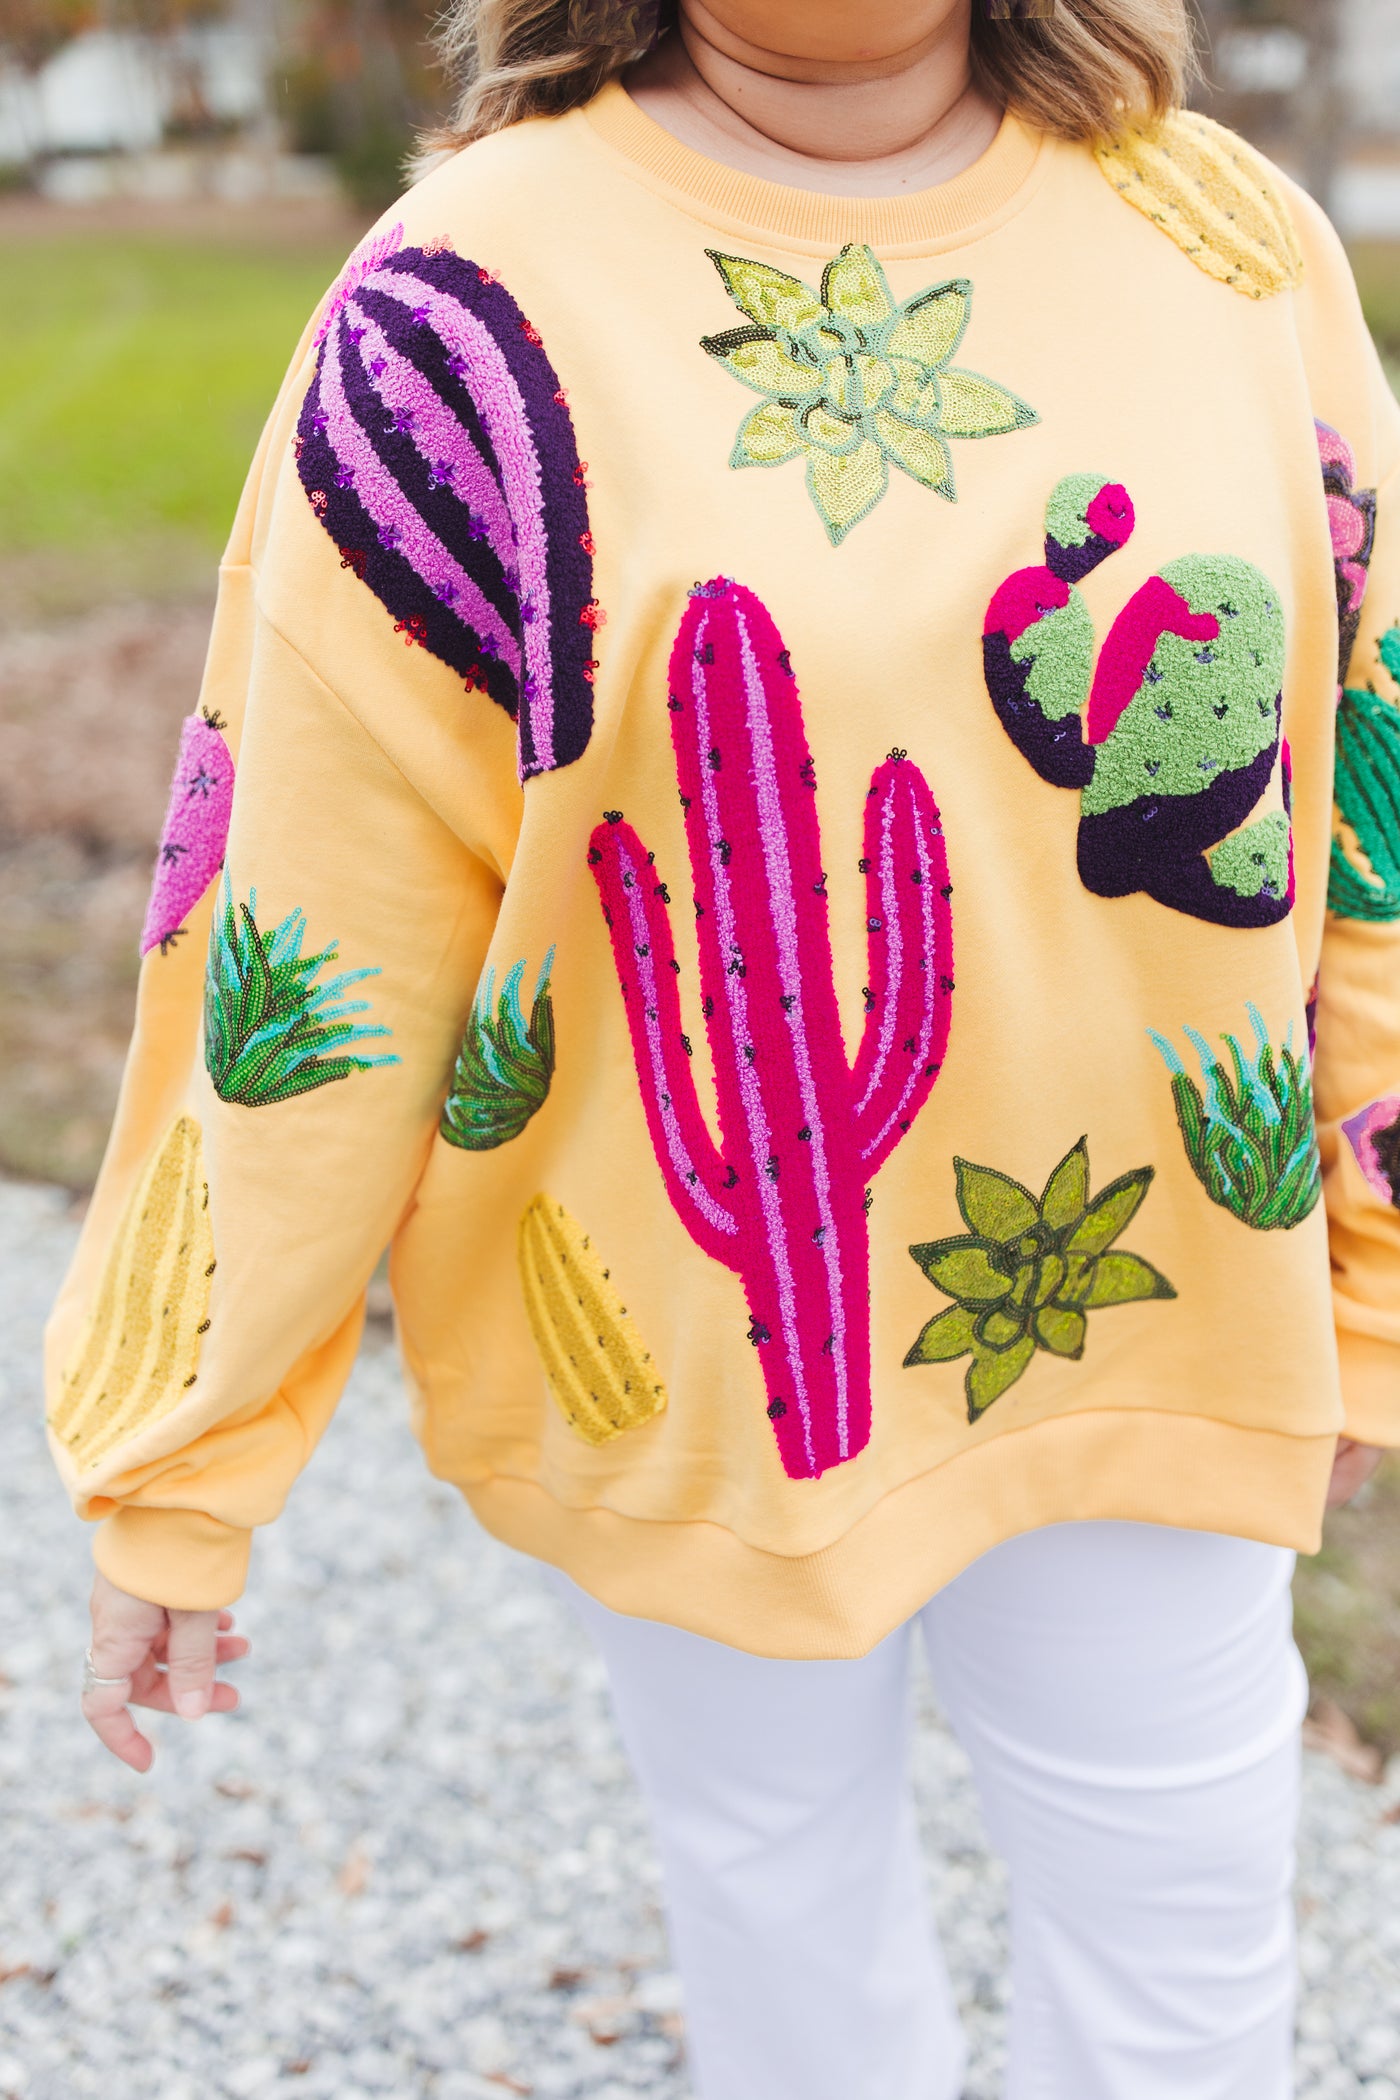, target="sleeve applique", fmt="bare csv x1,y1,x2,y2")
440,950,555,1150
1094,109,1304,299
517,1195,668,1445
1317,420,1377,688
1329,622,1400,921
49,1115,216,1470
983,472,1294,928
140,709,236,958
204,875,400,1106
1148,1004,1321,1231
1342,1095,1400,1208
700,244,1037,546
587,578,955,1481
904,1137,1176,1422
296,242,598,779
